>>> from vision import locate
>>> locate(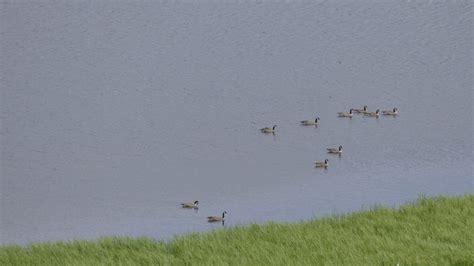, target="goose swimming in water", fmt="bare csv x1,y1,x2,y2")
314,159,329,168
327,145,343,154
353,105,368,114
260,125,277,133
338,109,353,118
364,109,380,117
382,108,398,116
181,201,199,209
300,117,320,126
207,211,227,222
